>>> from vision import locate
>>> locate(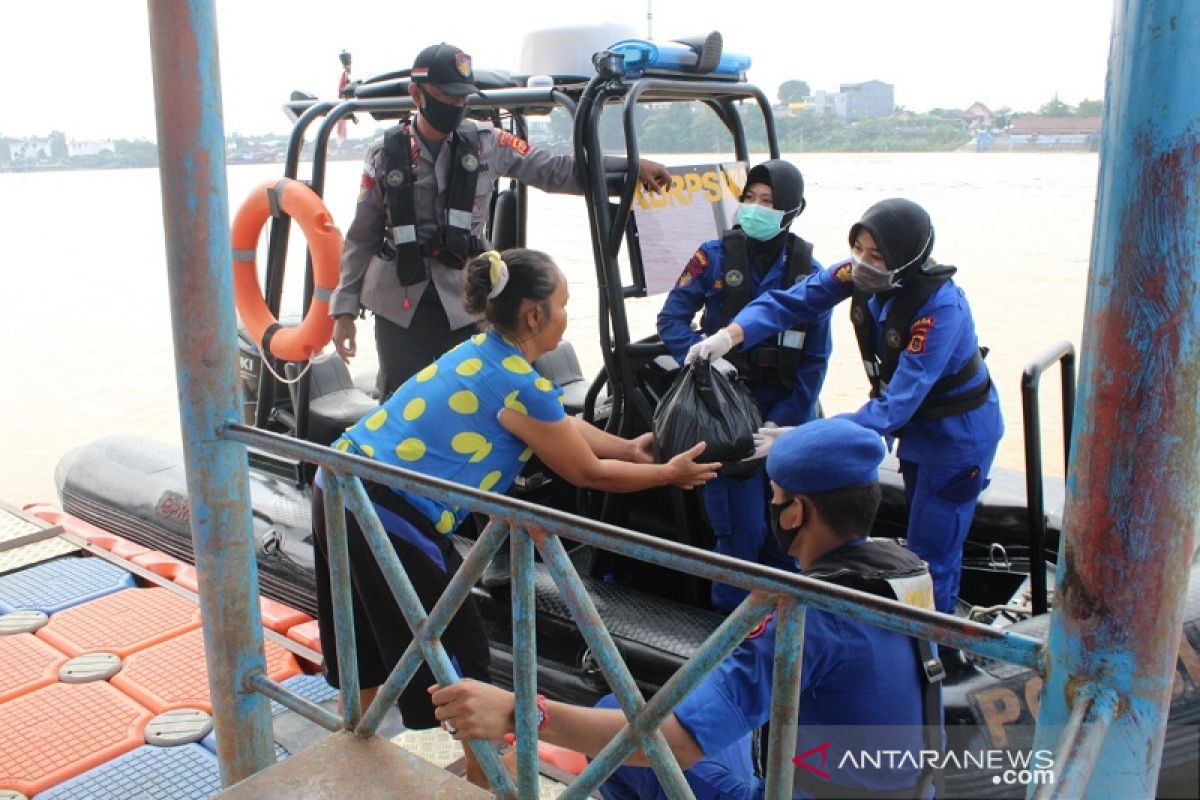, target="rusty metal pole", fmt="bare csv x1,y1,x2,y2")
146,0,274,784
1032,1,1200,797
